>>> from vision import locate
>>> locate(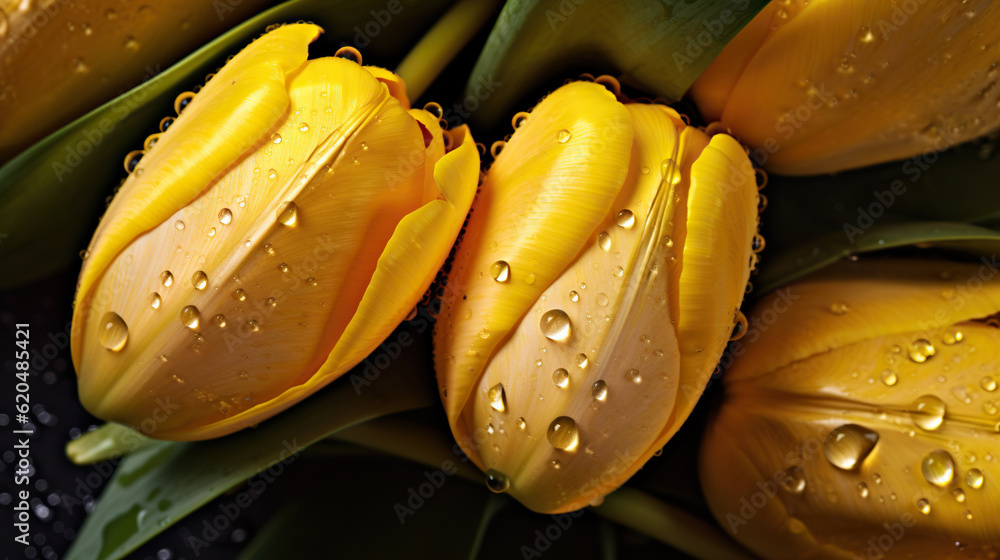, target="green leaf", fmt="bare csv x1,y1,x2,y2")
754,141,1000,294
0,0,452,290
464,0,770,127
64,326,438,560
754,221,1000,295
